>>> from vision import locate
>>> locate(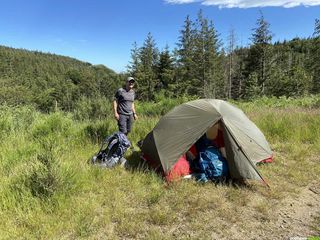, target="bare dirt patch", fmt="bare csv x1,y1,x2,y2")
226,182,320,240
273,181,320,239
206,182,320,240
